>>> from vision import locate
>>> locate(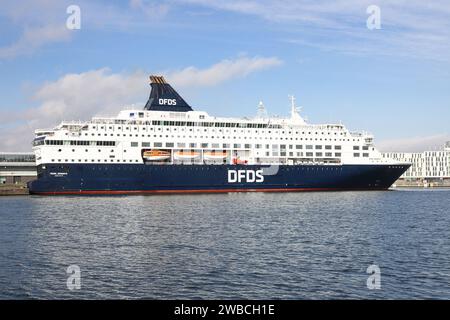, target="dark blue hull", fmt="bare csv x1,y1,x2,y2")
28,163,410,195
